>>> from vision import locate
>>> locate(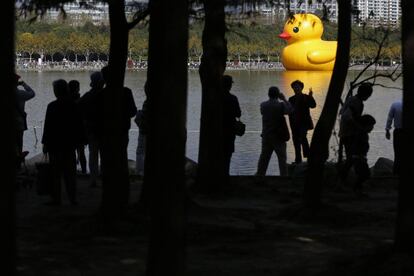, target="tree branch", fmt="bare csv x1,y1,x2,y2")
372,83,403,90
127,8,150,30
